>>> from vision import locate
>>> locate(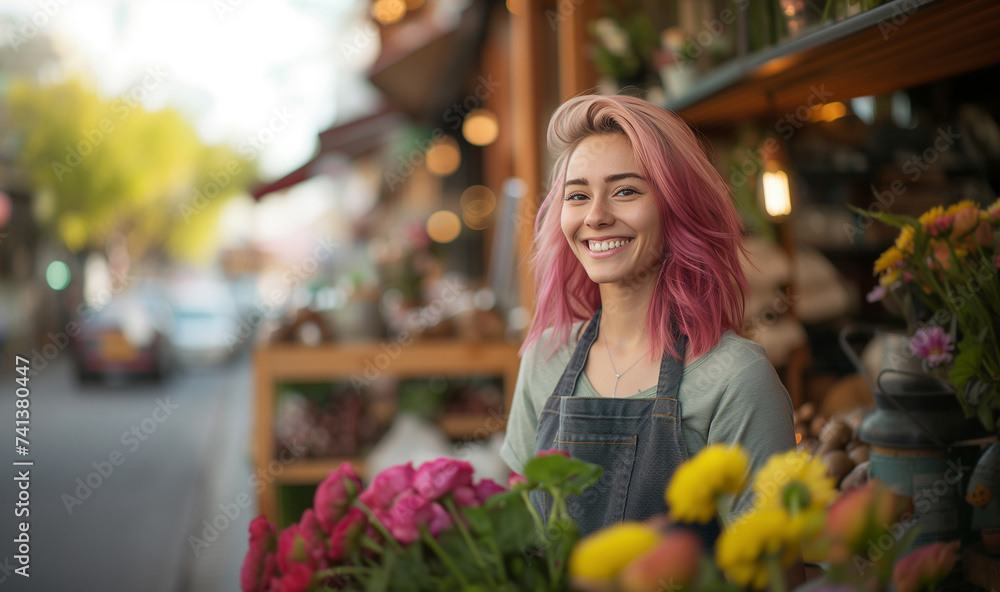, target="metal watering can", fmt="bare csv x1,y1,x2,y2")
839,324,990,546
